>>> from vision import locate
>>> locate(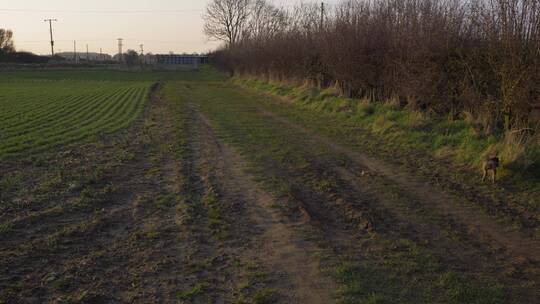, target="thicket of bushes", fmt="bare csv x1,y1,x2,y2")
0,52,50,64
211,0,540,143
